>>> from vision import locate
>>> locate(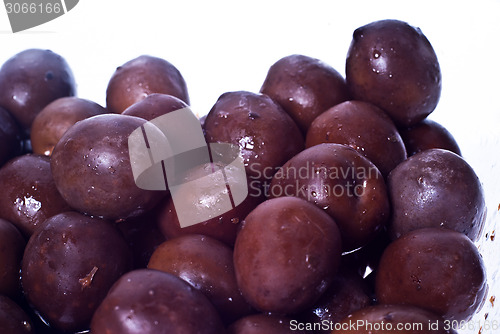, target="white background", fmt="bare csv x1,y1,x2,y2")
0,0,499,331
